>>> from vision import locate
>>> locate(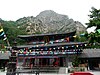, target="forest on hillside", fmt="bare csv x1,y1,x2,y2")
0,19,27,46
